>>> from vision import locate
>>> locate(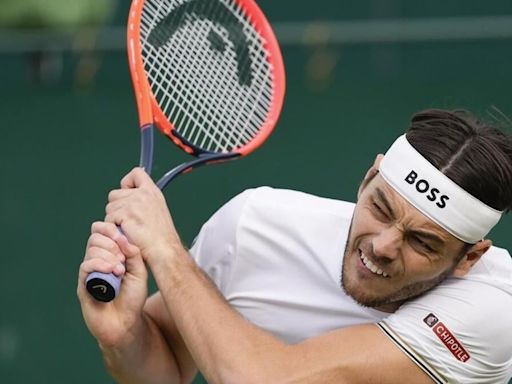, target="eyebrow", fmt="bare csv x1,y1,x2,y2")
408,230,445,248
374,187,445,247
